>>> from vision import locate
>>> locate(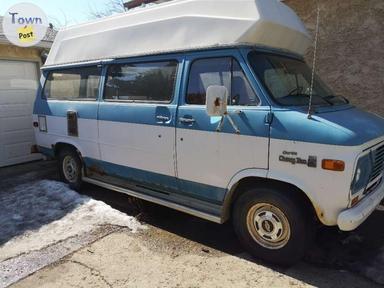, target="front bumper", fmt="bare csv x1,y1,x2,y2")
337,180,384,231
